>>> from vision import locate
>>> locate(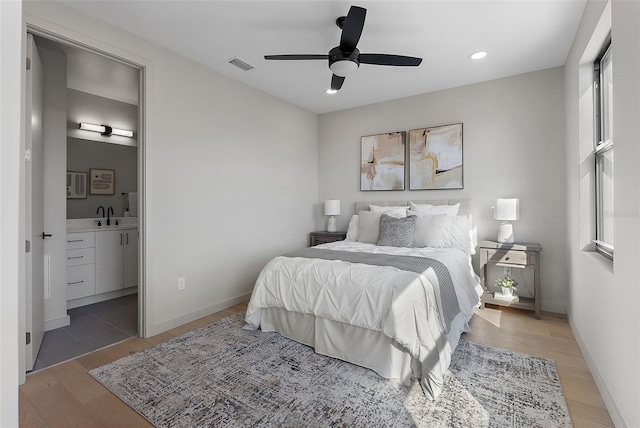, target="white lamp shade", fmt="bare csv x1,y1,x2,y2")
494,198,520,221
324,200,341,216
